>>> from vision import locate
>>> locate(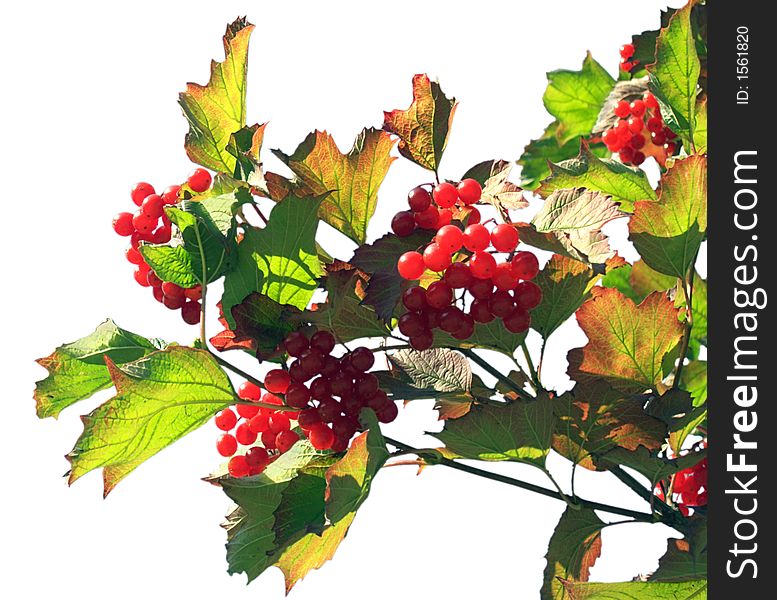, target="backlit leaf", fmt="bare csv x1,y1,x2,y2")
561,579,707,599
390,348,472,393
